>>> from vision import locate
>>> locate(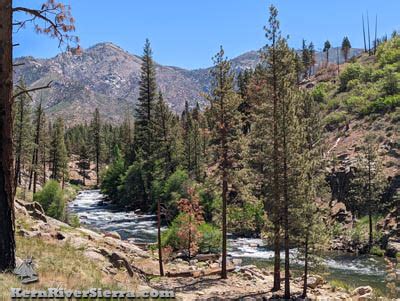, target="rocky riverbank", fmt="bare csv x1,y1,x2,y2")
2,198,388,300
